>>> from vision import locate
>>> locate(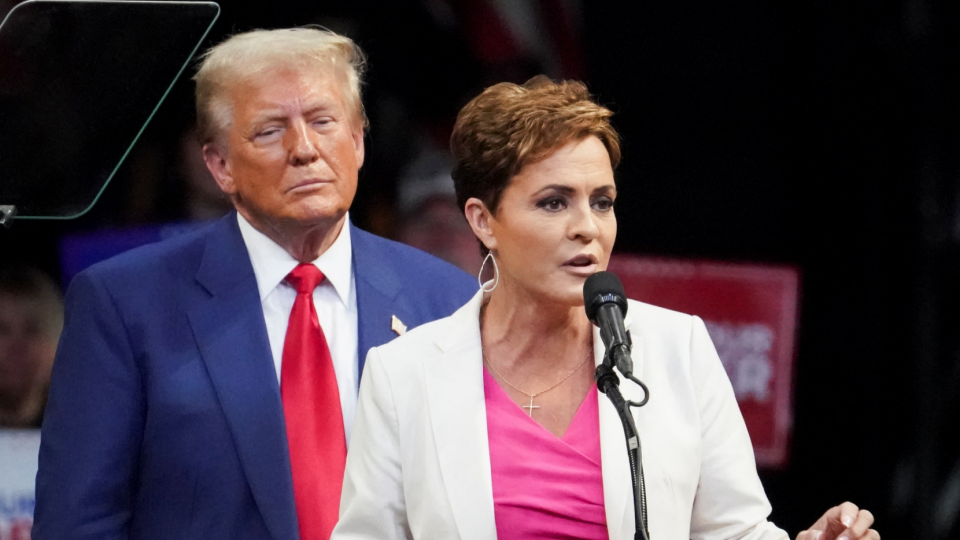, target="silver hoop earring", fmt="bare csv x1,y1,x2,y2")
478,252,499,292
